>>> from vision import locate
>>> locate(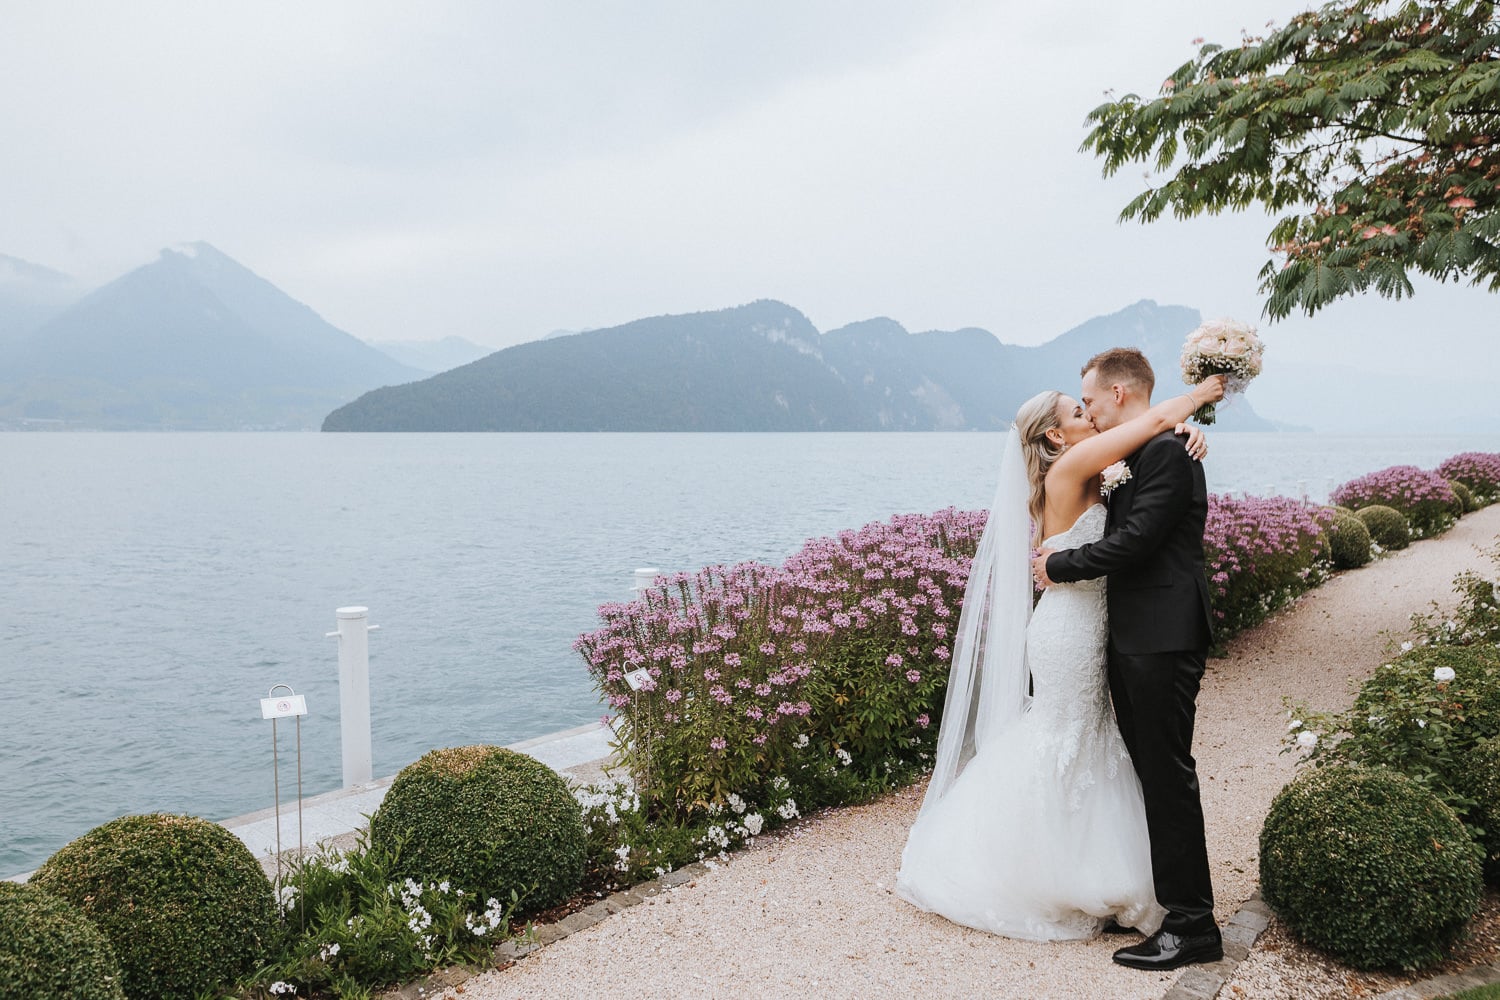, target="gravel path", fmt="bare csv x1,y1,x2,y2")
449,504,1500,1000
